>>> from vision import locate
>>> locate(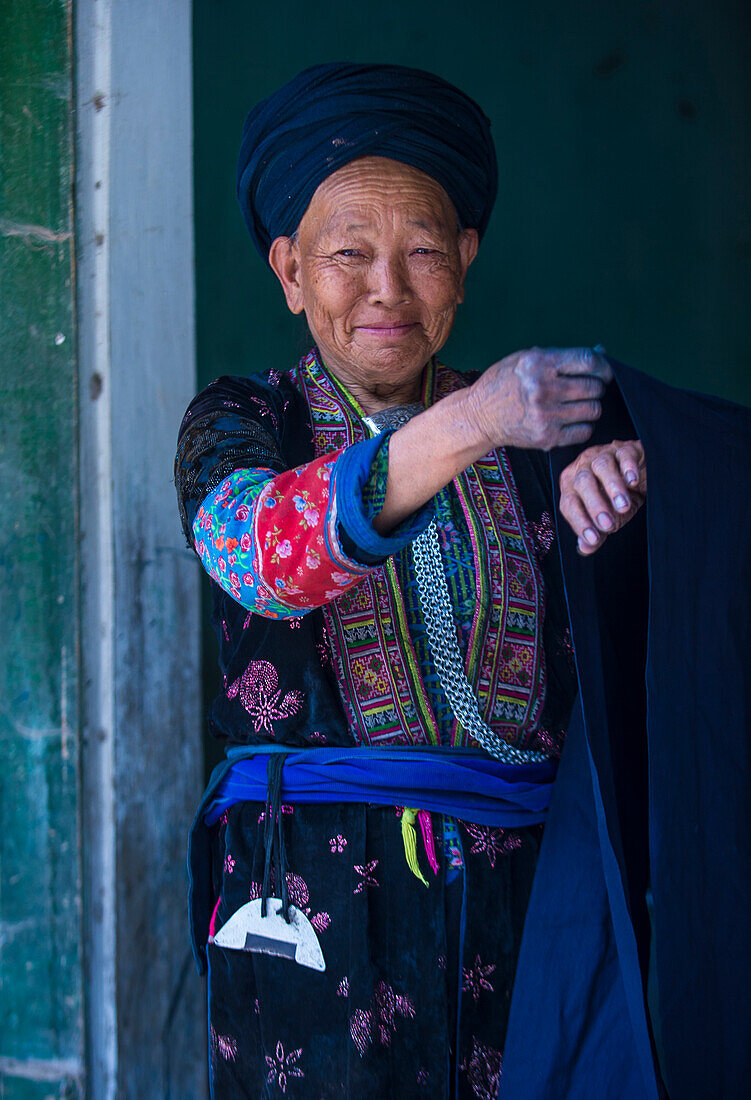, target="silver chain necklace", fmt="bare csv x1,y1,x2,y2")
362,406,549,765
